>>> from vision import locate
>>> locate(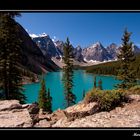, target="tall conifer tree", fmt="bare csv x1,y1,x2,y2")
0,12,26,103
117,29,136,89
62,37,76,107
